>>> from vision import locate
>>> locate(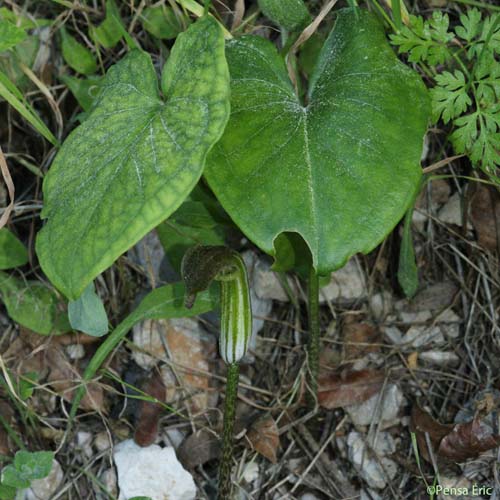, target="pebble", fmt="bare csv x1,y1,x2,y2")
24,459,63,500
345,384,404,428
114,439,196,500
